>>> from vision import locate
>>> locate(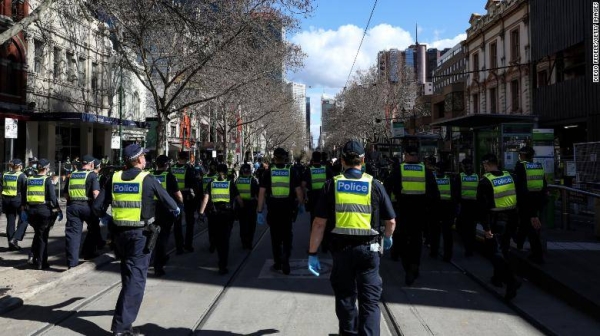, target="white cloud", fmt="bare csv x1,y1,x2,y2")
289,24,466,147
